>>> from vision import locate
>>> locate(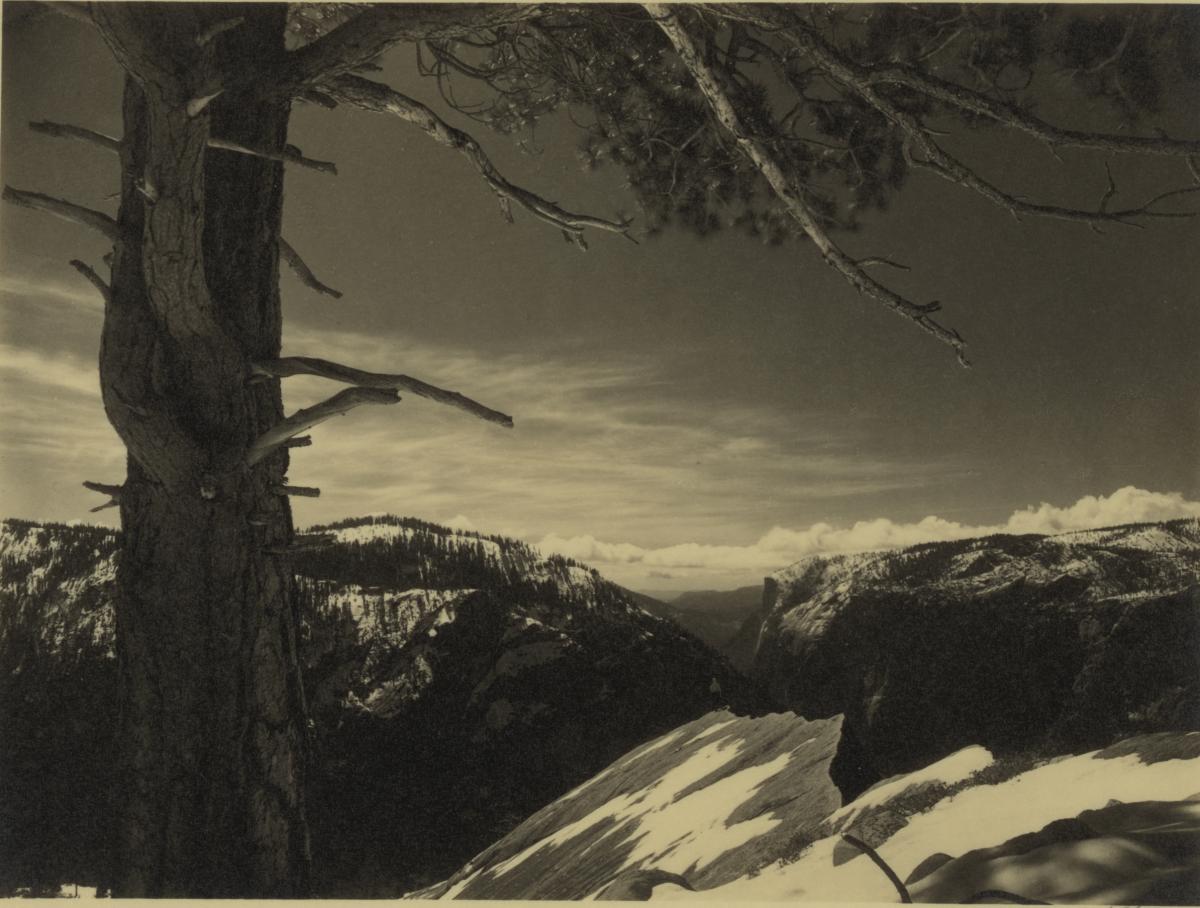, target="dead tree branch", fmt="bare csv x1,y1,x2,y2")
82,480,122,513
3,186,118,241
285,435,312,448
319,74,634,249
30,120,121,153
648,6,969,365
69,259,111,304
247,386,400,465
30,119,333,175
278,237,343,298
841,834,912,903
251,356,514,428
207,138,337,175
